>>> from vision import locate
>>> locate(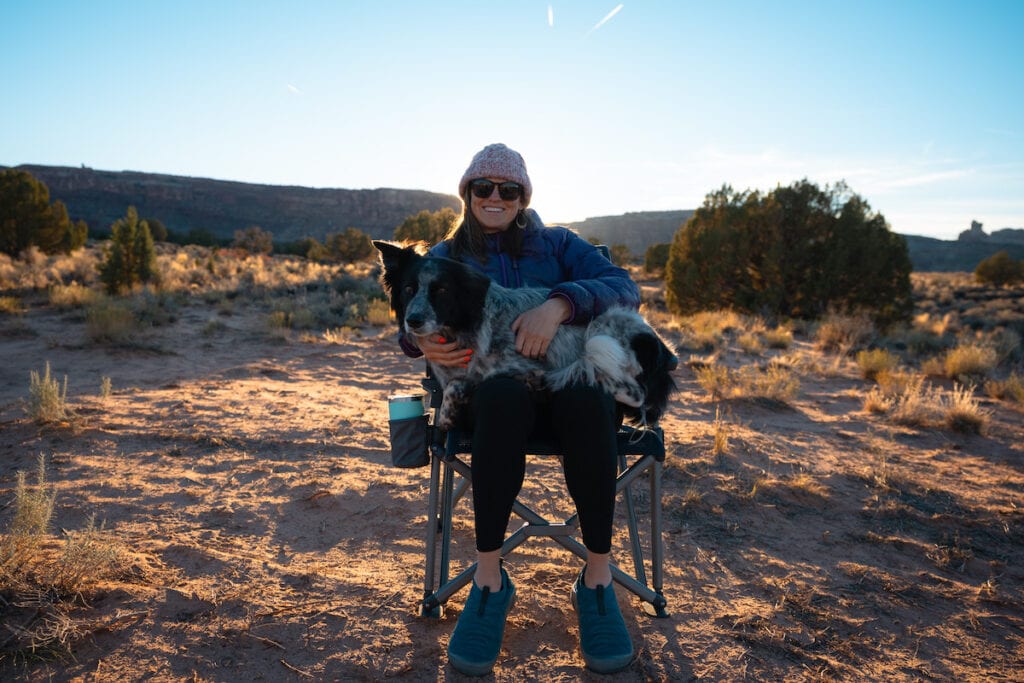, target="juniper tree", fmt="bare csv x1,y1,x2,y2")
99,206,158,294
